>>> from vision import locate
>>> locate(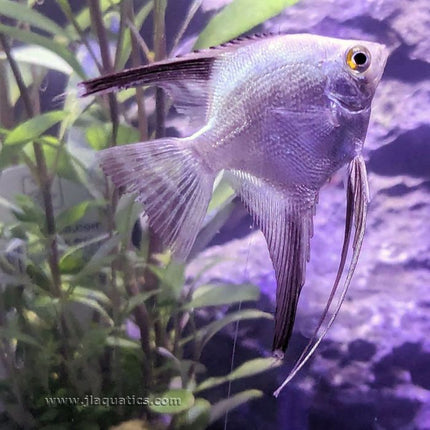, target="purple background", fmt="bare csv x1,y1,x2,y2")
186,0,430,429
